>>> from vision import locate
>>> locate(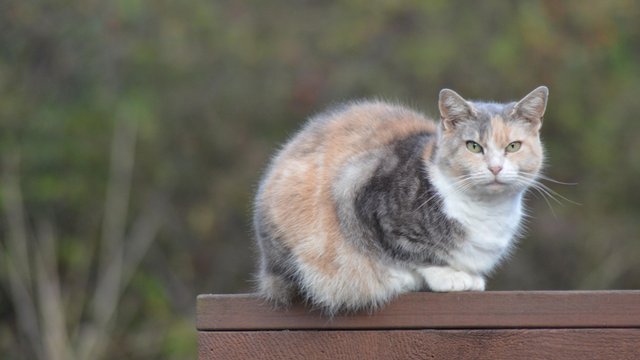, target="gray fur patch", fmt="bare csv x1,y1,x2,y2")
343,133,466,266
